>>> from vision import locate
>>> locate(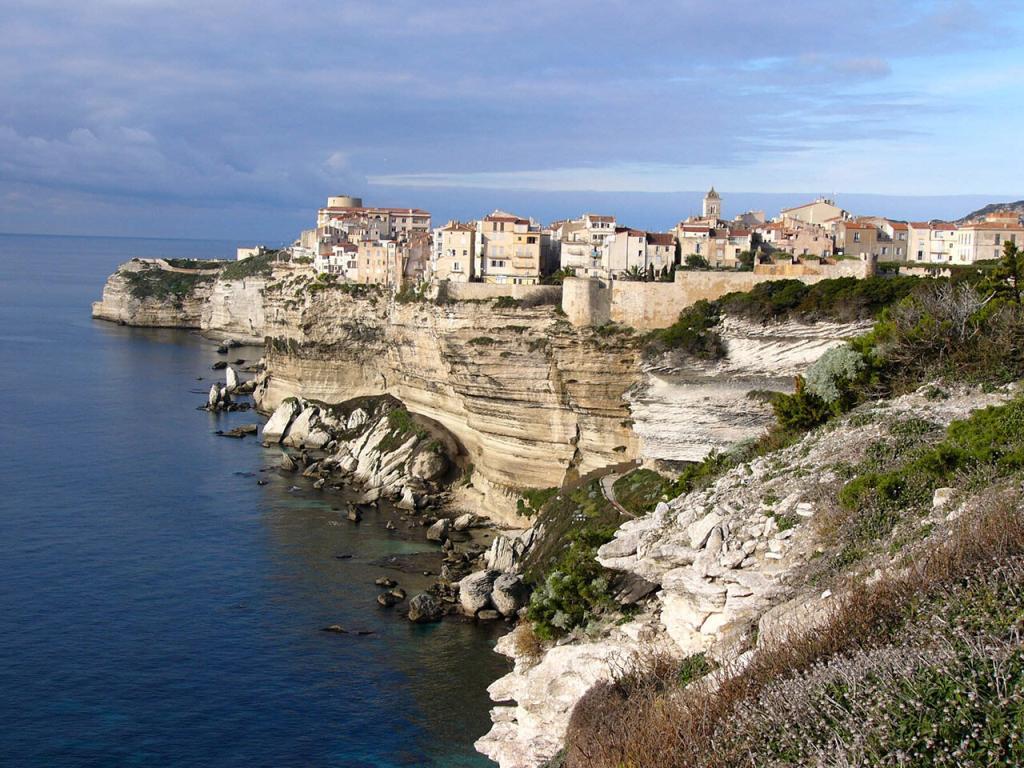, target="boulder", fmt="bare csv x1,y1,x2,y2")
426,518,450,543
410,448,448,481
211,360,228,370
284,406,320,448
263,400,300,444
279,452,296,472
377,592,401,608
933,487,955,509
396,486,418,511
458,569,499,615
491,573,529,617
375,577,397,588
453,513,477,531
477,609,501,622
304,429,332,450
207,384,221,409
346,408,369,431
346,505,362,523
225,366,239,393
407,592,444,623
